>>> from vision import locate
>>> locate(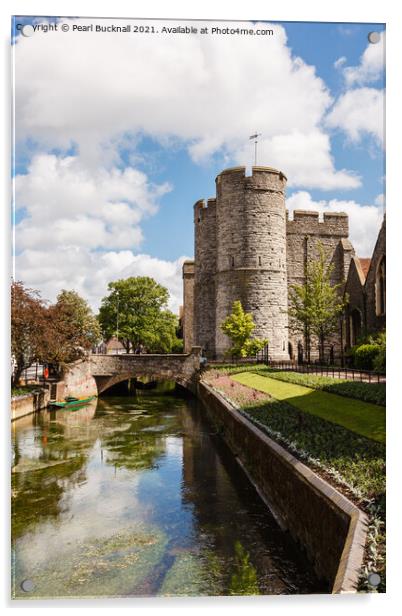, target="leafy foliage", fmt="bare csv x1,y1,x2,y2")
220,300,268,358
45,290,101,365
350,331,386,372
11,282,101,383
11,281,47,385
98,276,180,353
288,243,347,361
